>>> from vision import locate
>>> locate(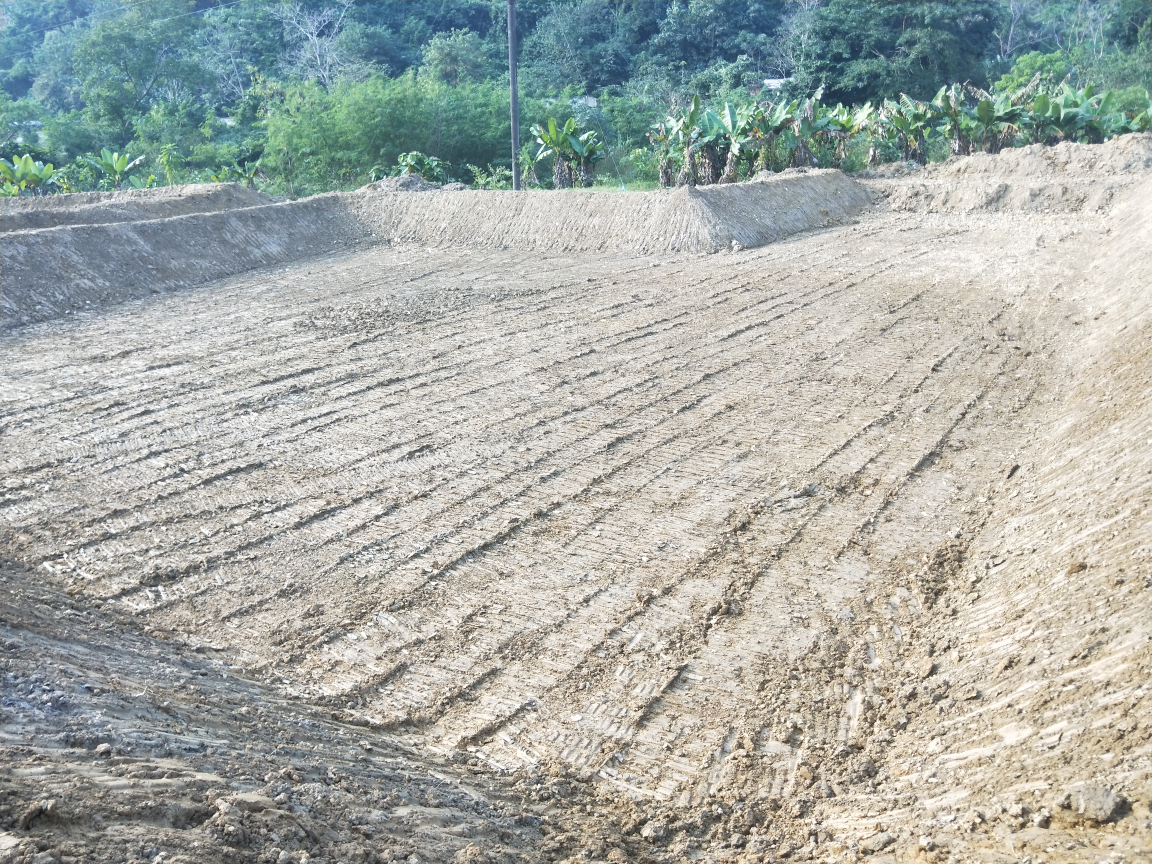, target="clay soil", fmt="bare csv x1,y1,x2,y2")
1,138,1149,864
